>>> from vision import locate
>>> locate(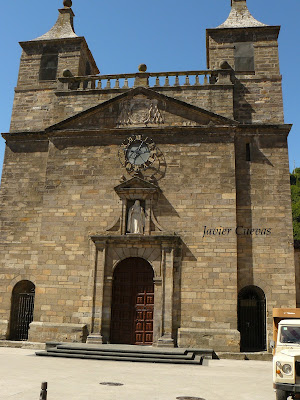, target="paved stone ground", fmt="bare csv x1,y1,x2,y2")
0,347,275,400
